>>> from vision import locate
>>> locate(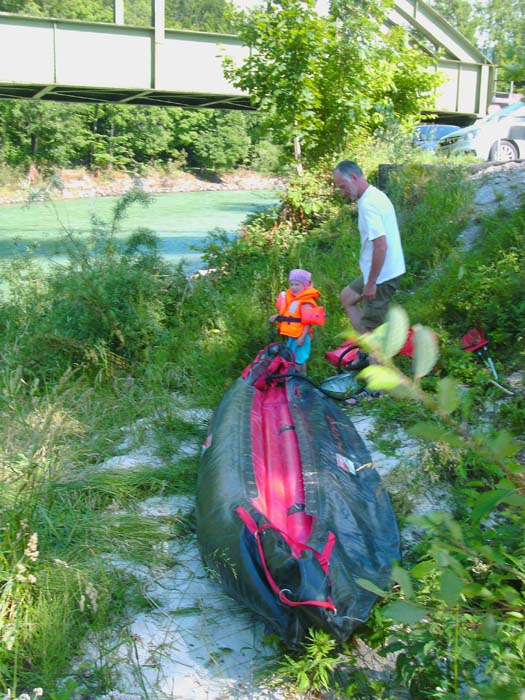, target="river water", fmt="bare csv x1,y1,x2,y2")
0,189,281,274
